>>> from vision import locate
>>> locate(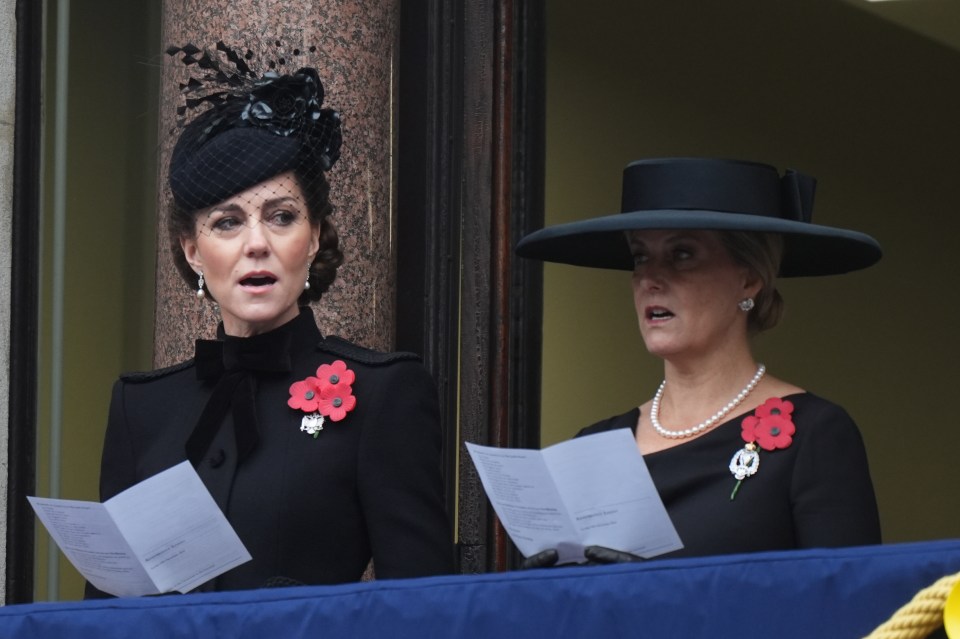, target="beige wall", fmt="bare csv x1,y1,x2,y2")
542,0,960,543
34,0,159,600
